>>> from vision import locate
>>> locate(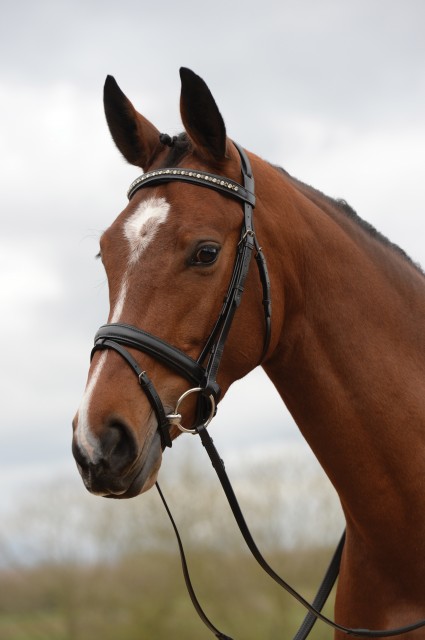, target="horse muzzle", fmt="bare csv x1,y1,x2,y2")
72,420,162,498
